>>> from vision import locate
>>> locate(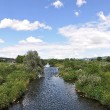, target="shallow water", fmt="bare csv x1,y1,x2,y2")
9,67,109,110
